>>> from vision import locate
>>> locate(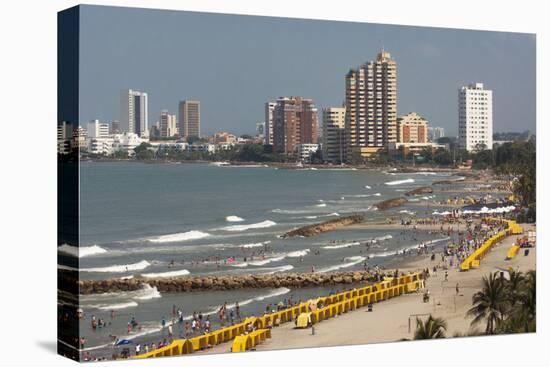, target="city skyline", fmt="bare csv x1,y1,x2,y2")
79,5,535,137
